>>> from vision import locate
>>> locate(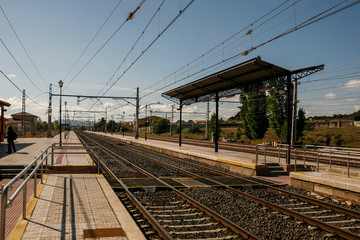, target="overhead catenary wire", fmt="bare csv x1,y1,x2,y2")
0,5,48,86
64,0,147,90
62,0,124,81
87,0,195,114
141,0,359,101
0,38,45,93
0,69,47,108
